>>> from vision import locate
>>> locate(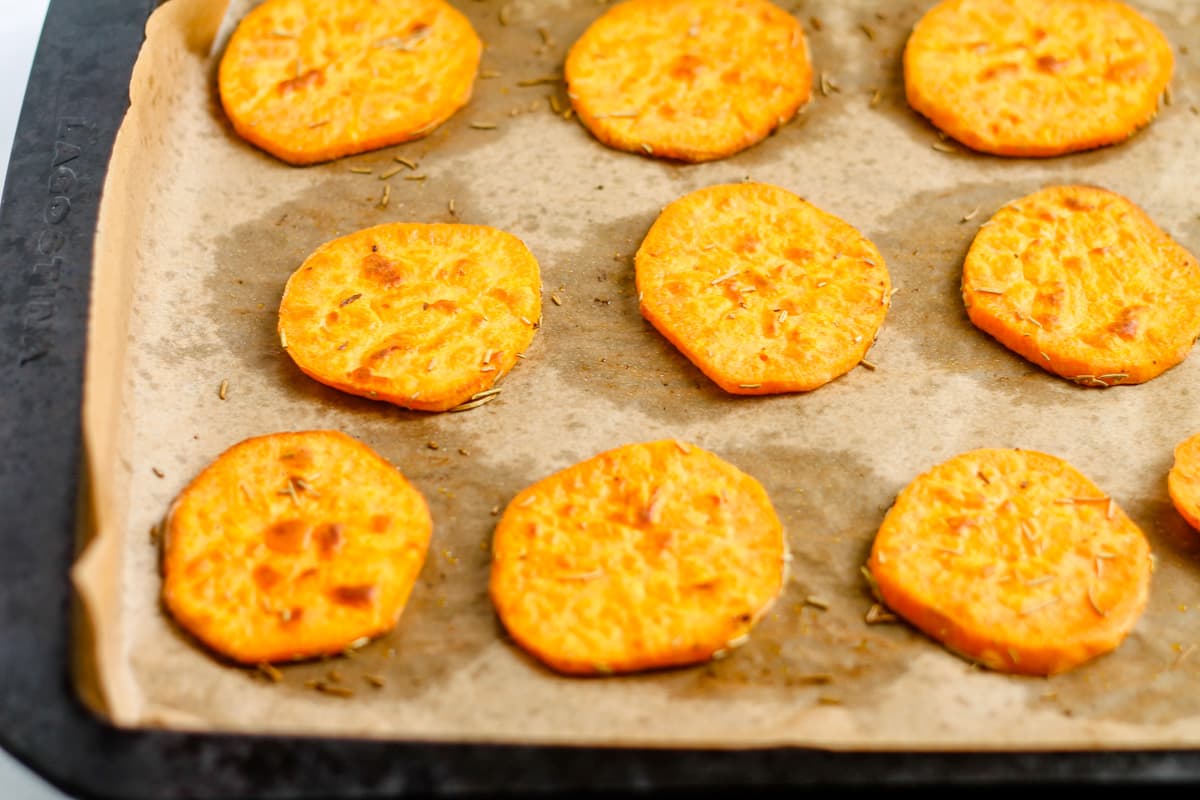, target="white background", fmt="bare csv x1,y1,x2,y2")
1,0,84,797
